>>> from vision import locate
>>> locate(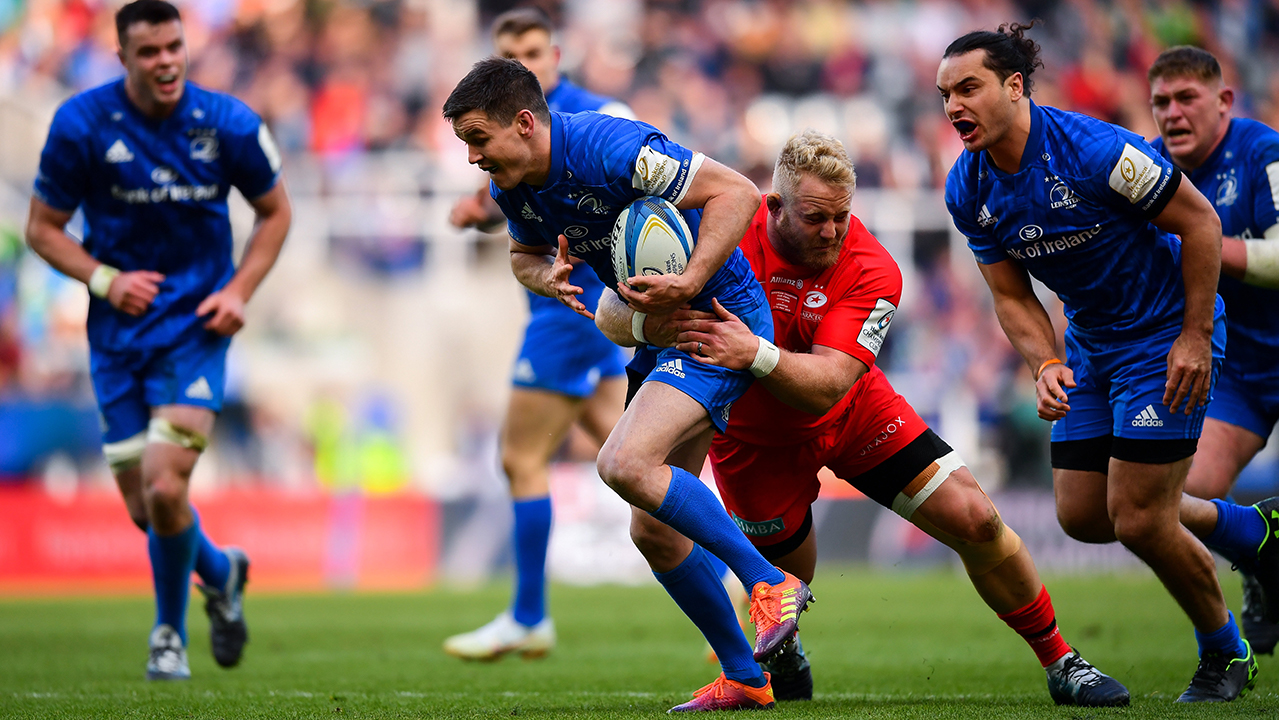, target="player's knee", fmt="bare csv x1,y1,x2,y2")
143,470,187,510
1055,504,1114,544
596,441,643,494
956,523,1022,576
1183,469,1233,503
952,504,1003,546
1111,510,1164,550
